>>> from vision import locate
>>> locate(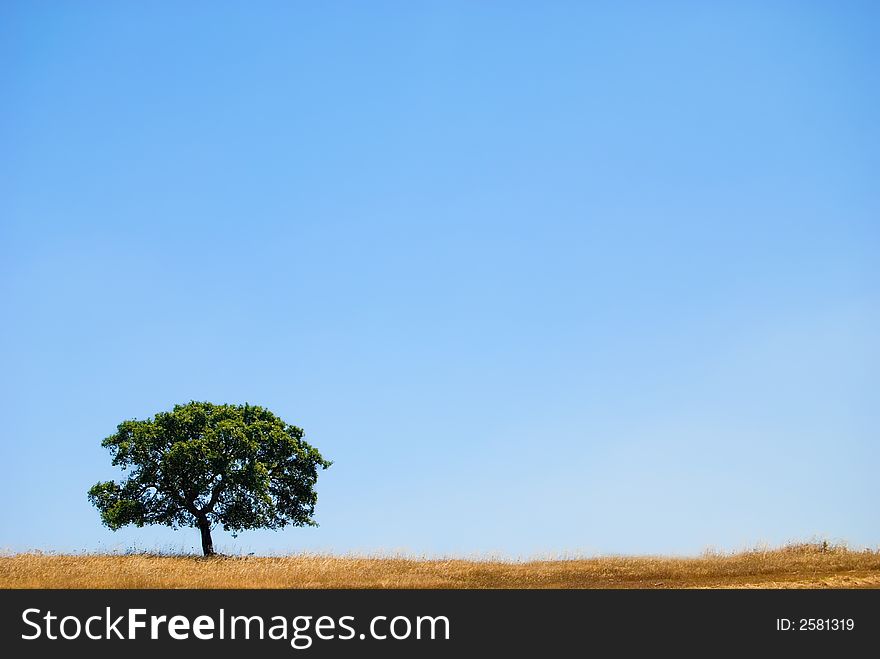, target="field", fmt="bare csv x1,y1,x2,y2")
2,543,879,589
